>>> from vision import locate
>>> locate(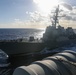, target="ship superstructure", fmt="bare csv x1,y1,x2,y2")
42,5,76,48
